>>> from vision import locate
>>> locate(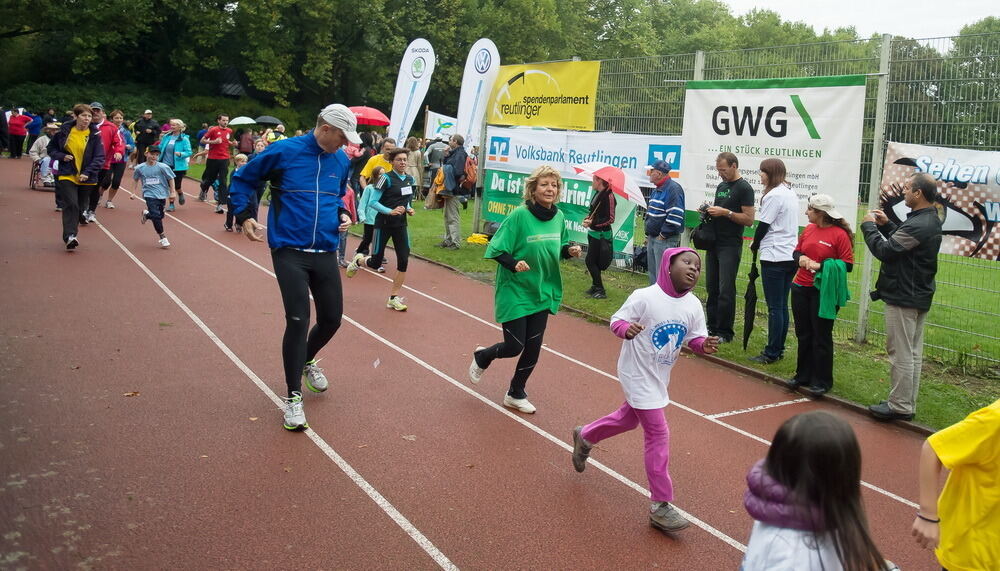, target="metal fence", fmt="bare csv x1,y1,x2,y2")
579,33,1000,370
